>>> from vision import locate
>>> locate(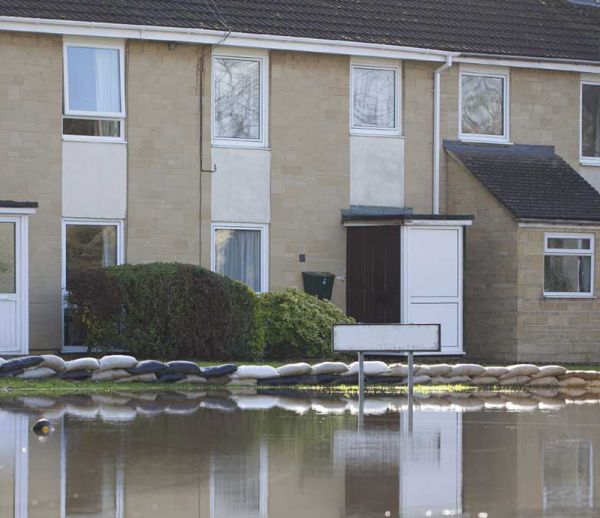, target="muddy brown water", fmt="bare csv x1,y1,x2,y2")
1,390,599,517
